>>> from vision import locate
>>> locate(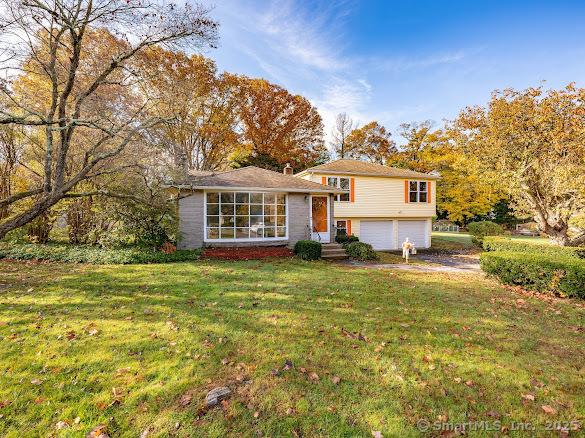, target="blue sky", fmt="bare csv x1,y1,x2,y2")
207,0,585,144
